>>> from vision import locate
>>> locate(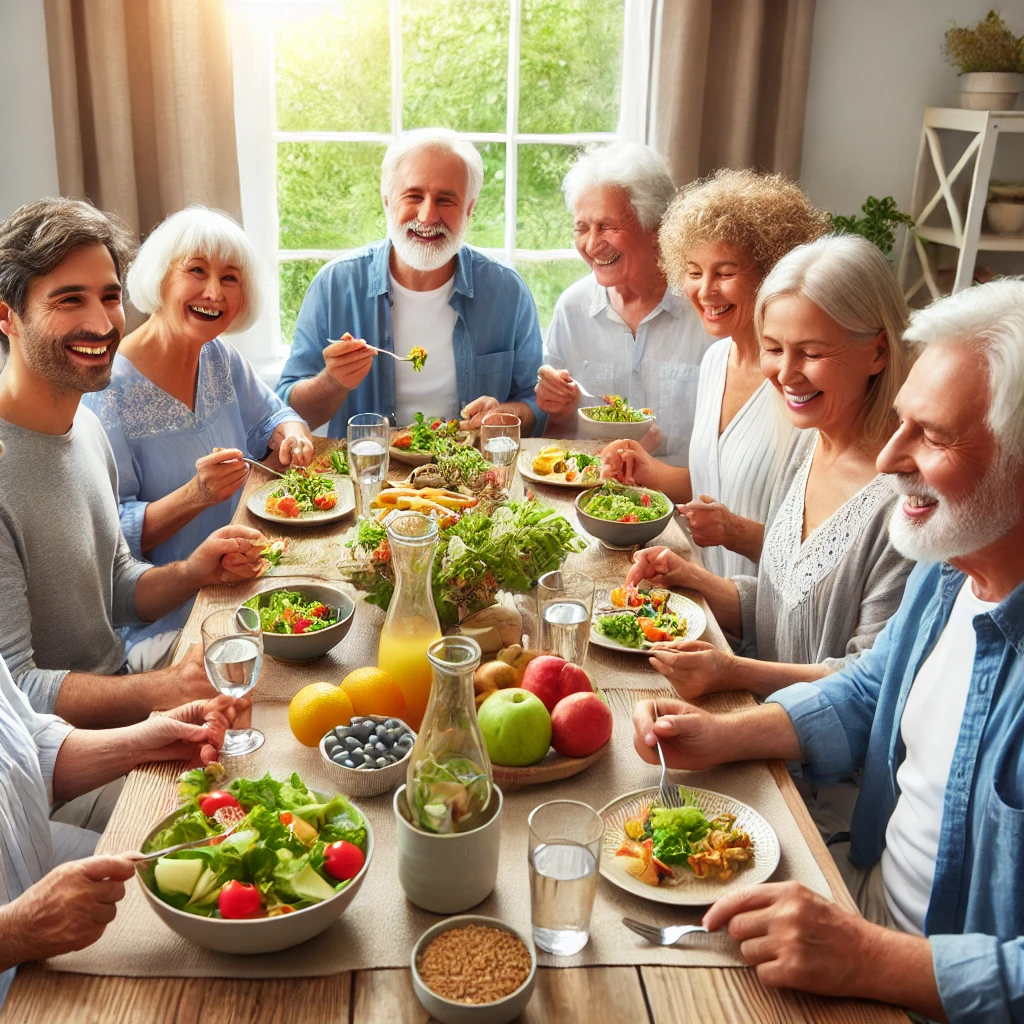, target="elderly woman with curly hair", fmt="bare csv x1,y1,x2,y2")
601,169,831,577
